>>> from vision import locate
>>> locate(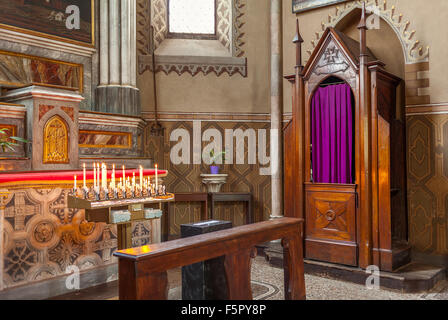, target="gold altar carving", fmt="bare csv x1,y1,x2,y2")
43,115,69,164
